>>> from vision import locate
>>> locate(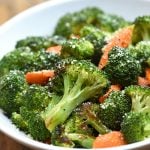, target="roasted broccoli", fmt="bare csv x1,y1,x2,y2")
0,47,61,77
11,112,28,132
125,85,150,112
51,102,109,148
61,38,94,60
16,35,66,51
97,13,129,32
17,85,54,141
53,7,104,38
20,106,51,141
0,47,35,77
51,112,95,148
132,16,150,45
16,36,50,51
129,41,150,66
75,102,110,134
80,25,106,65
0,70,28,116
121,111,150,143
104,46,142,86
99,91,131,130
45,59,110,132
25,50,61,72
